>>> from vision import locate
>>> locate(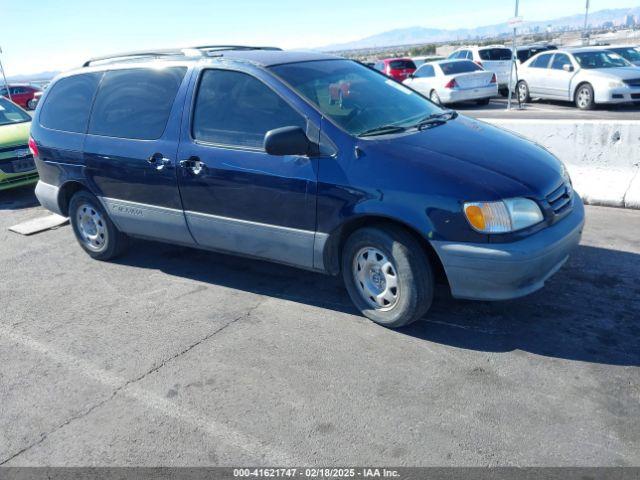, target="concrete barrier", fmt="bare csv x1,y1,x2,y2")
481,119,640,209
